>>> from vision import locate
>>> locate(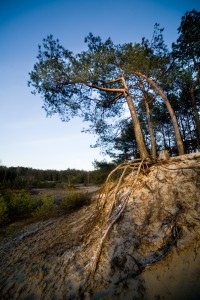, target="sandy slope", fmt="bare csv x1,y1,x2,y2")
0,153,200,299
